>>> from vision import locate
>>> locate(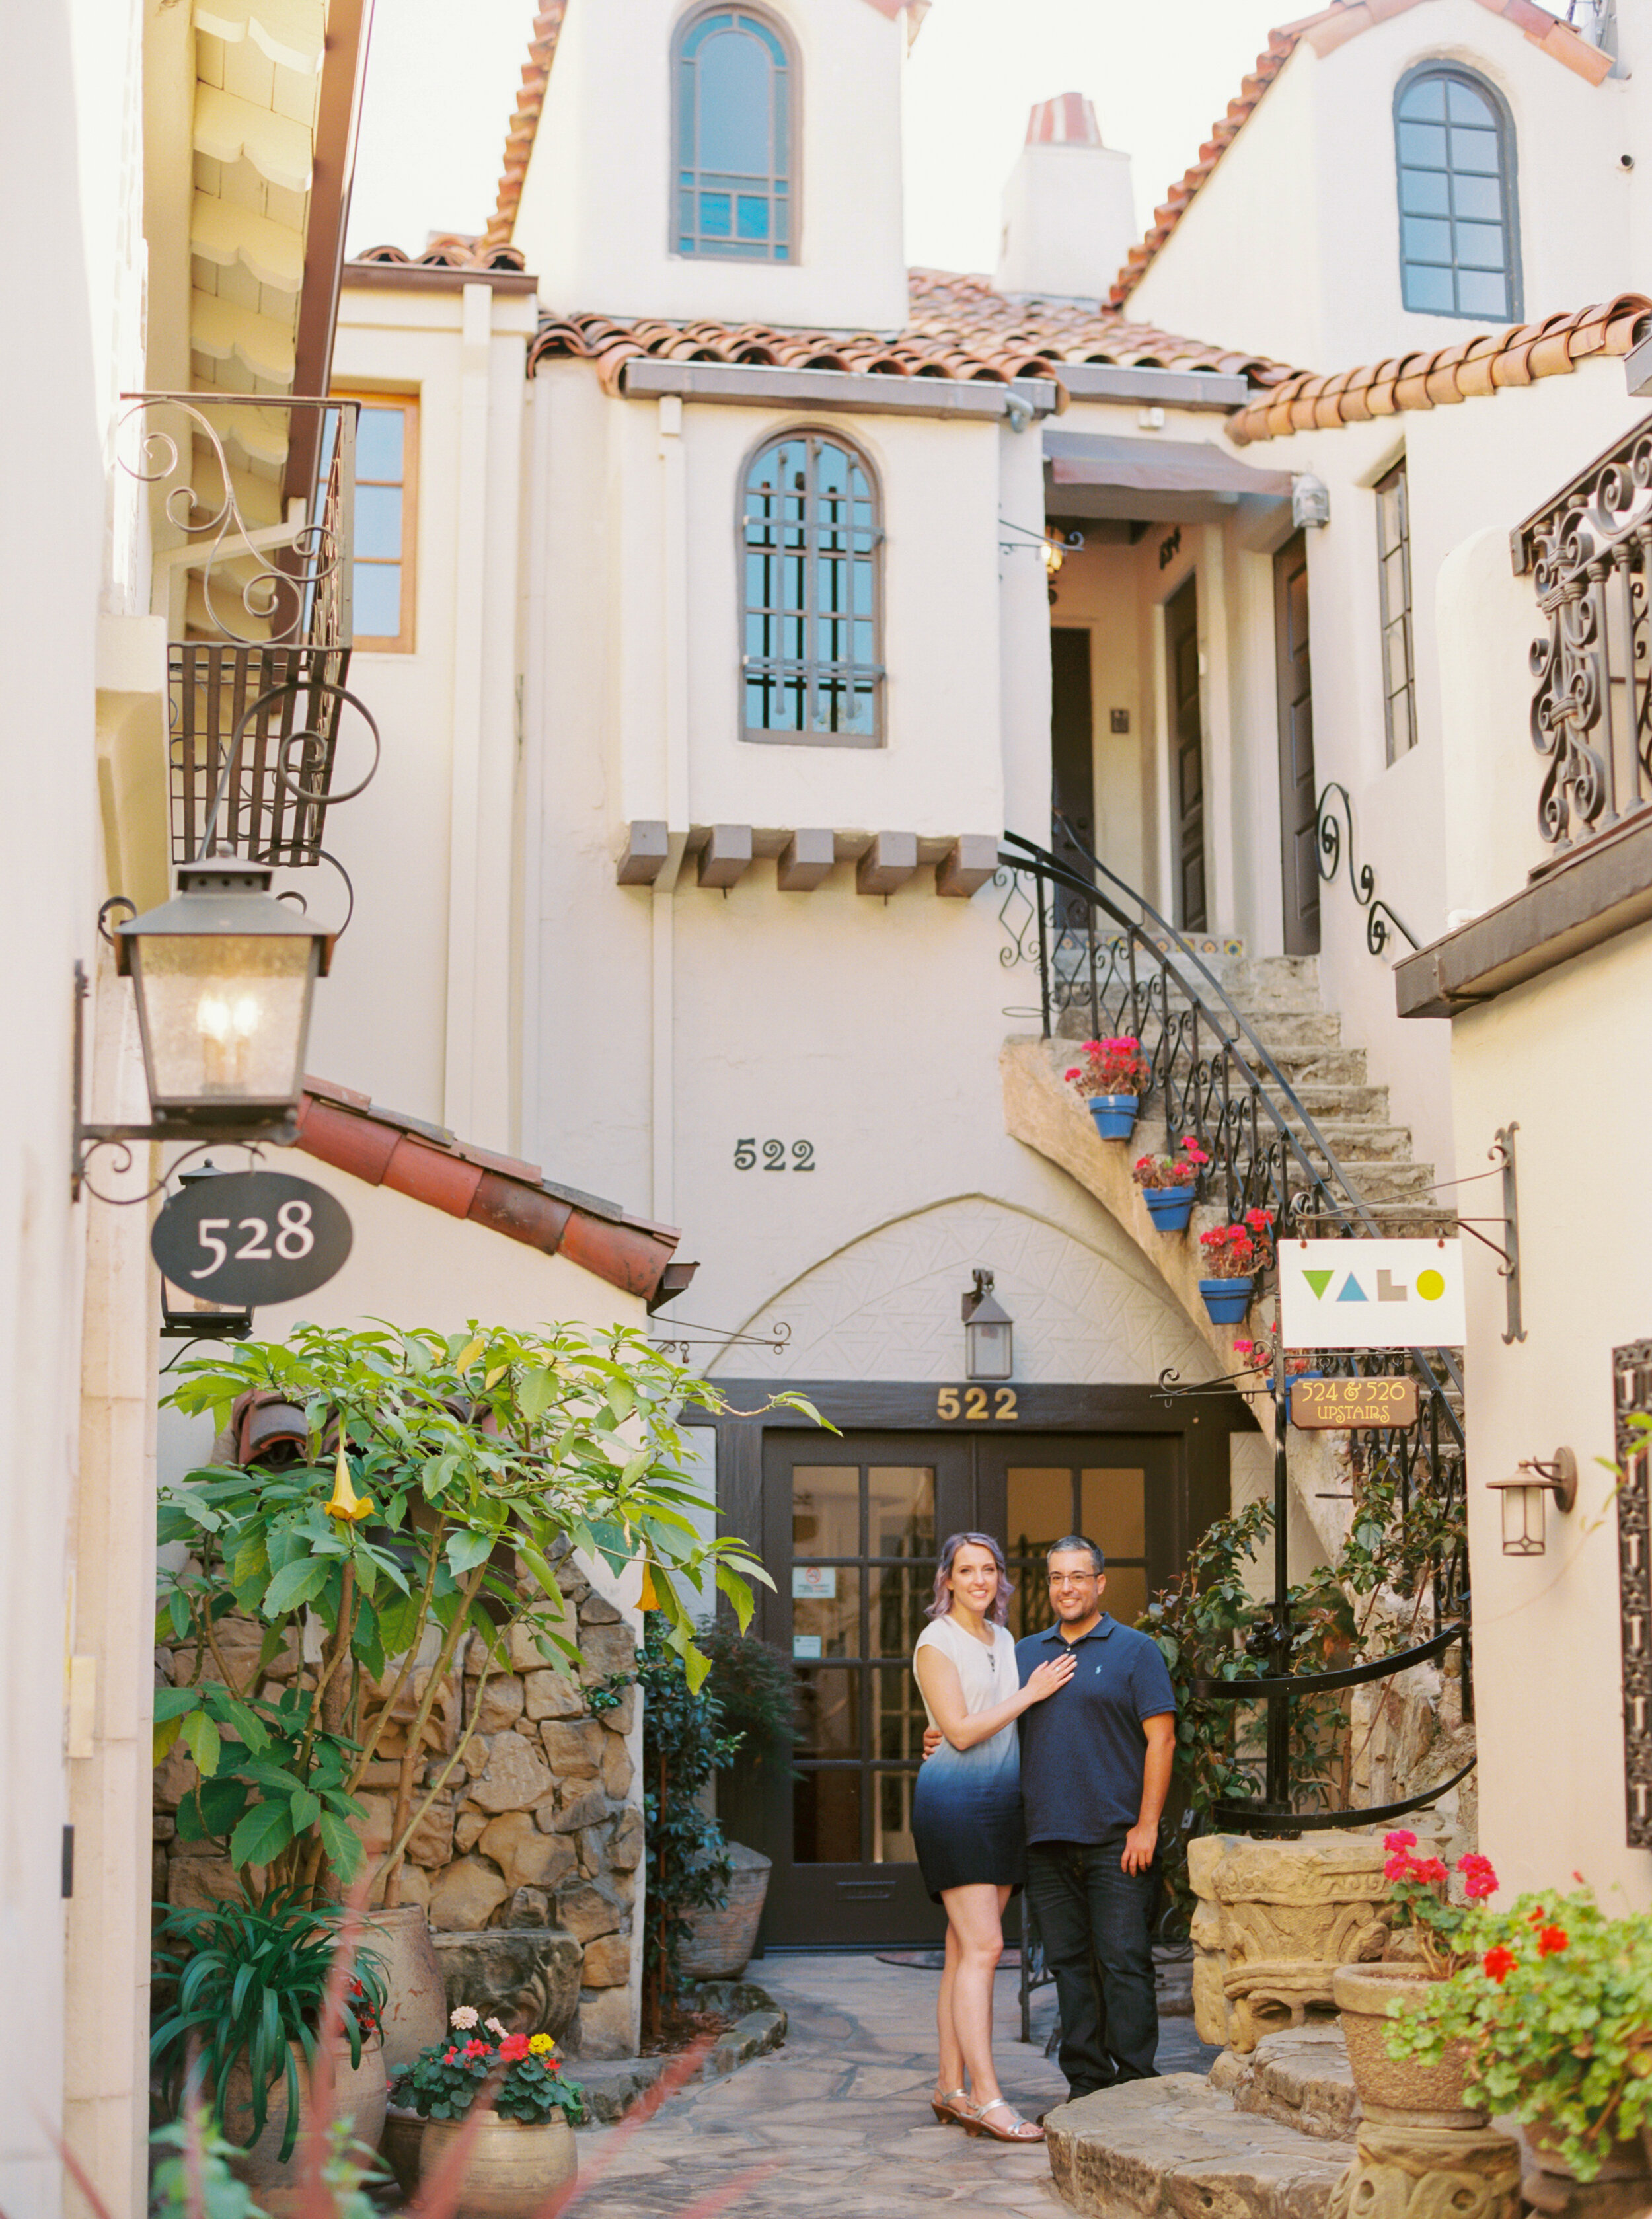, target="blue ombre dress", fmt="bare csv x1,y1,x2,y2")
911,1613,1026,1902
